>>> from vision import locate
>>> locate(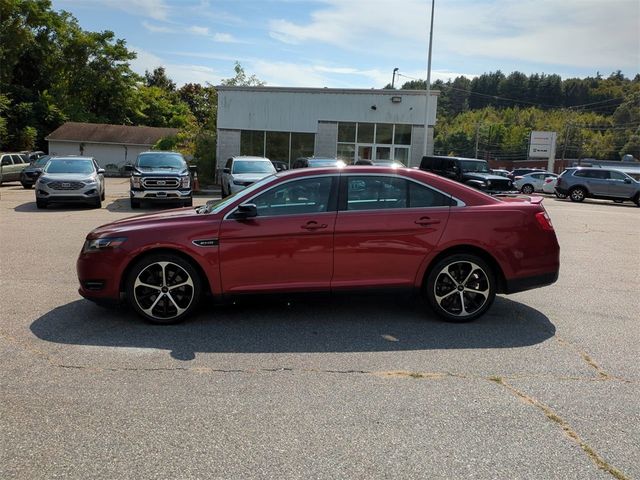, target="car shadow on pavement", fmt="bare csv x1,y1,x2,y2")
14,201,97,212
31,295,555,360
105,198,187,212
